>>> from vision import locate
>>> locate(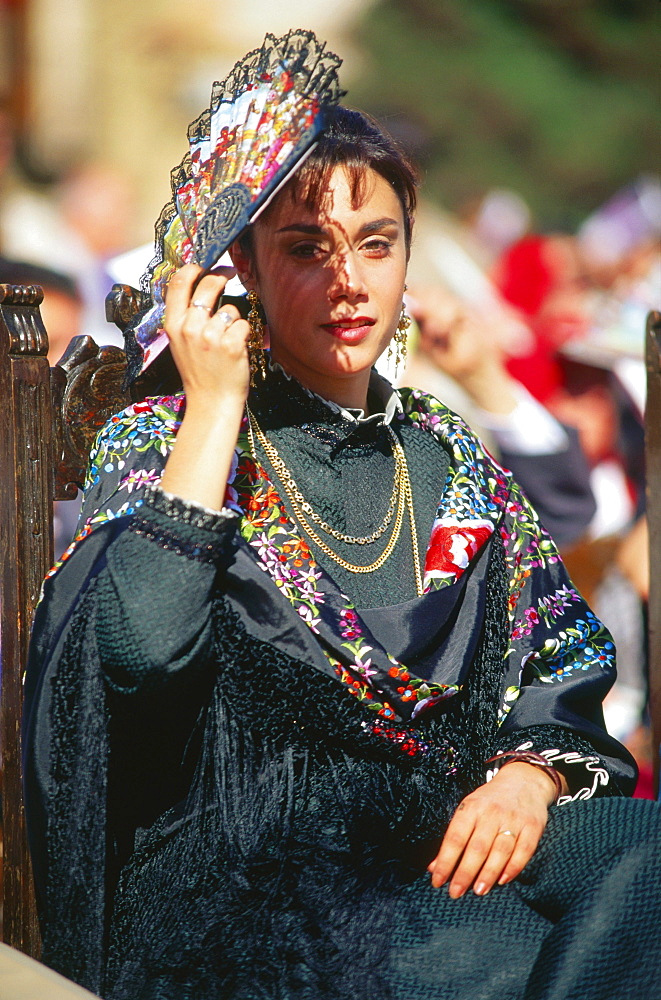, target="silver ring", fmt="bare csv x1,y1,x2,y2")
216,310,235,328
498,830,515,837
190,300,210,312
